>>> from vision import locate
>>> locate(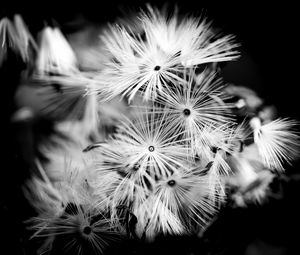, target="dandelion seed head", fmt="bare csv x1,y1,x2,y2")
250,117,300,171
29,200,120,255
99,5,239,102
141,166,219,238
